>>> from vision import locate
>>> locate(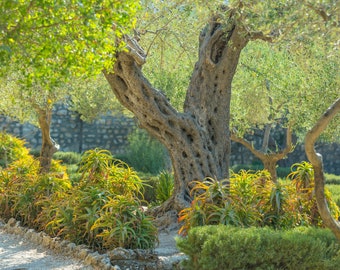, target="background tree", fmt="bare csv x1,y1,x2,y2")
0,69,66,173
68,73,129,122
0,0,139,172
230,39,339,181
